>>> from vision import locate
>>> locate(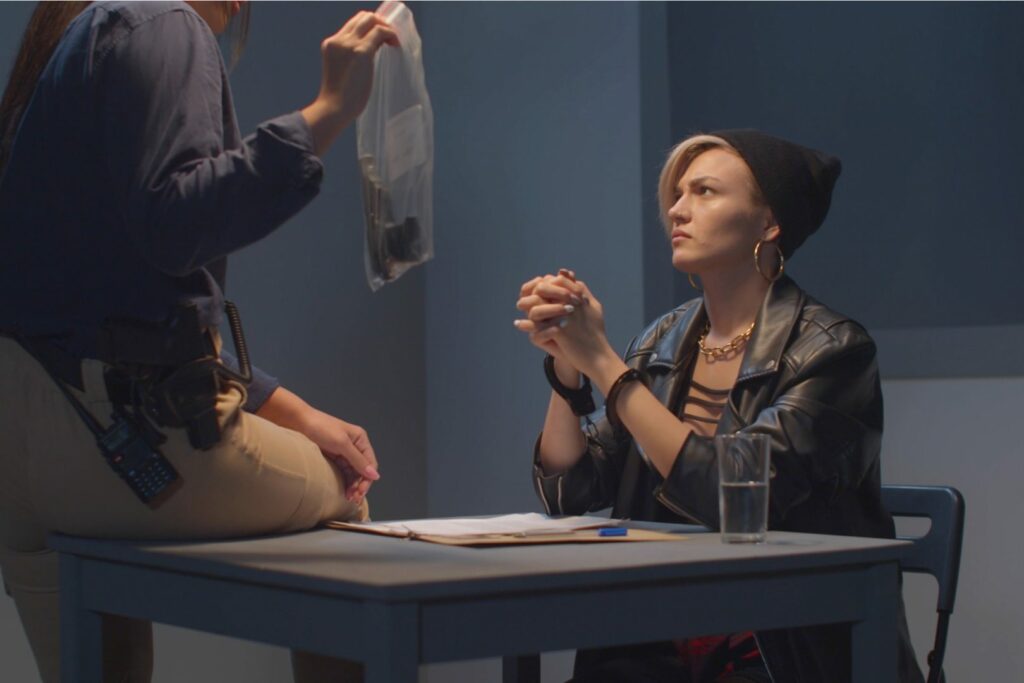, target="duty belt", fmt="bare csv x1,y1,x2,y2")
15,302,253,452
6,302,254,507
